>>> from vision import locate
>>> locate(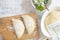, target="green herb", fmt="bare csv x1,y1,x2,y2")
32,0,48,11
35,4,44,11
38,0,44,2
44,0,48,5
